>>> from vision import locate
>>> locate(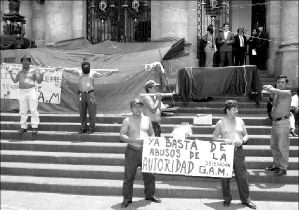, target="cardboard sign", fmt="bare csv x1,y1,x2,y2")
193,114,212,125
142,137,234,178
1,63,62,104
